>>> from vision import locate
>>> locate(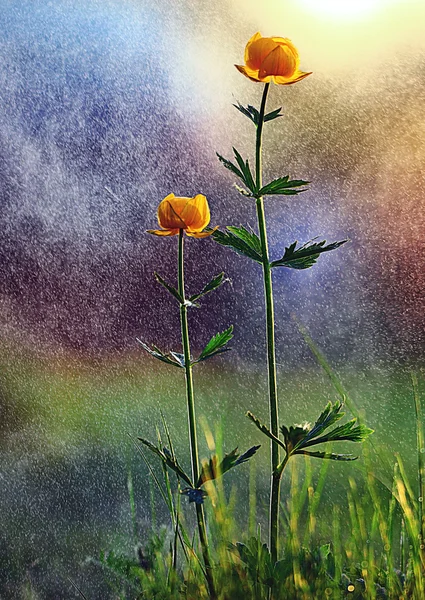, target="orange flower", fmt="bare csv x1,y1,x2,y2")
235,32,311,85
147,193,217,238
